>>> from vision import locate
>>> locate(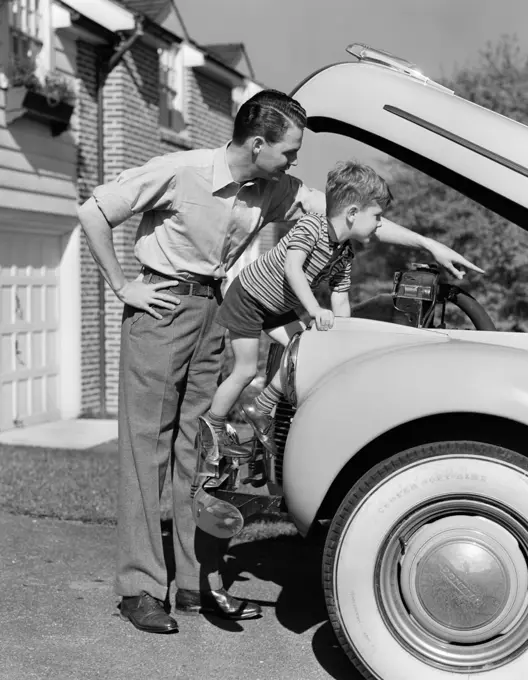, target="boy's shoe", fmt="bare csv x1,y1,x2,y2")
218,422,241,448
241,403,277,454
204,420,248,459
